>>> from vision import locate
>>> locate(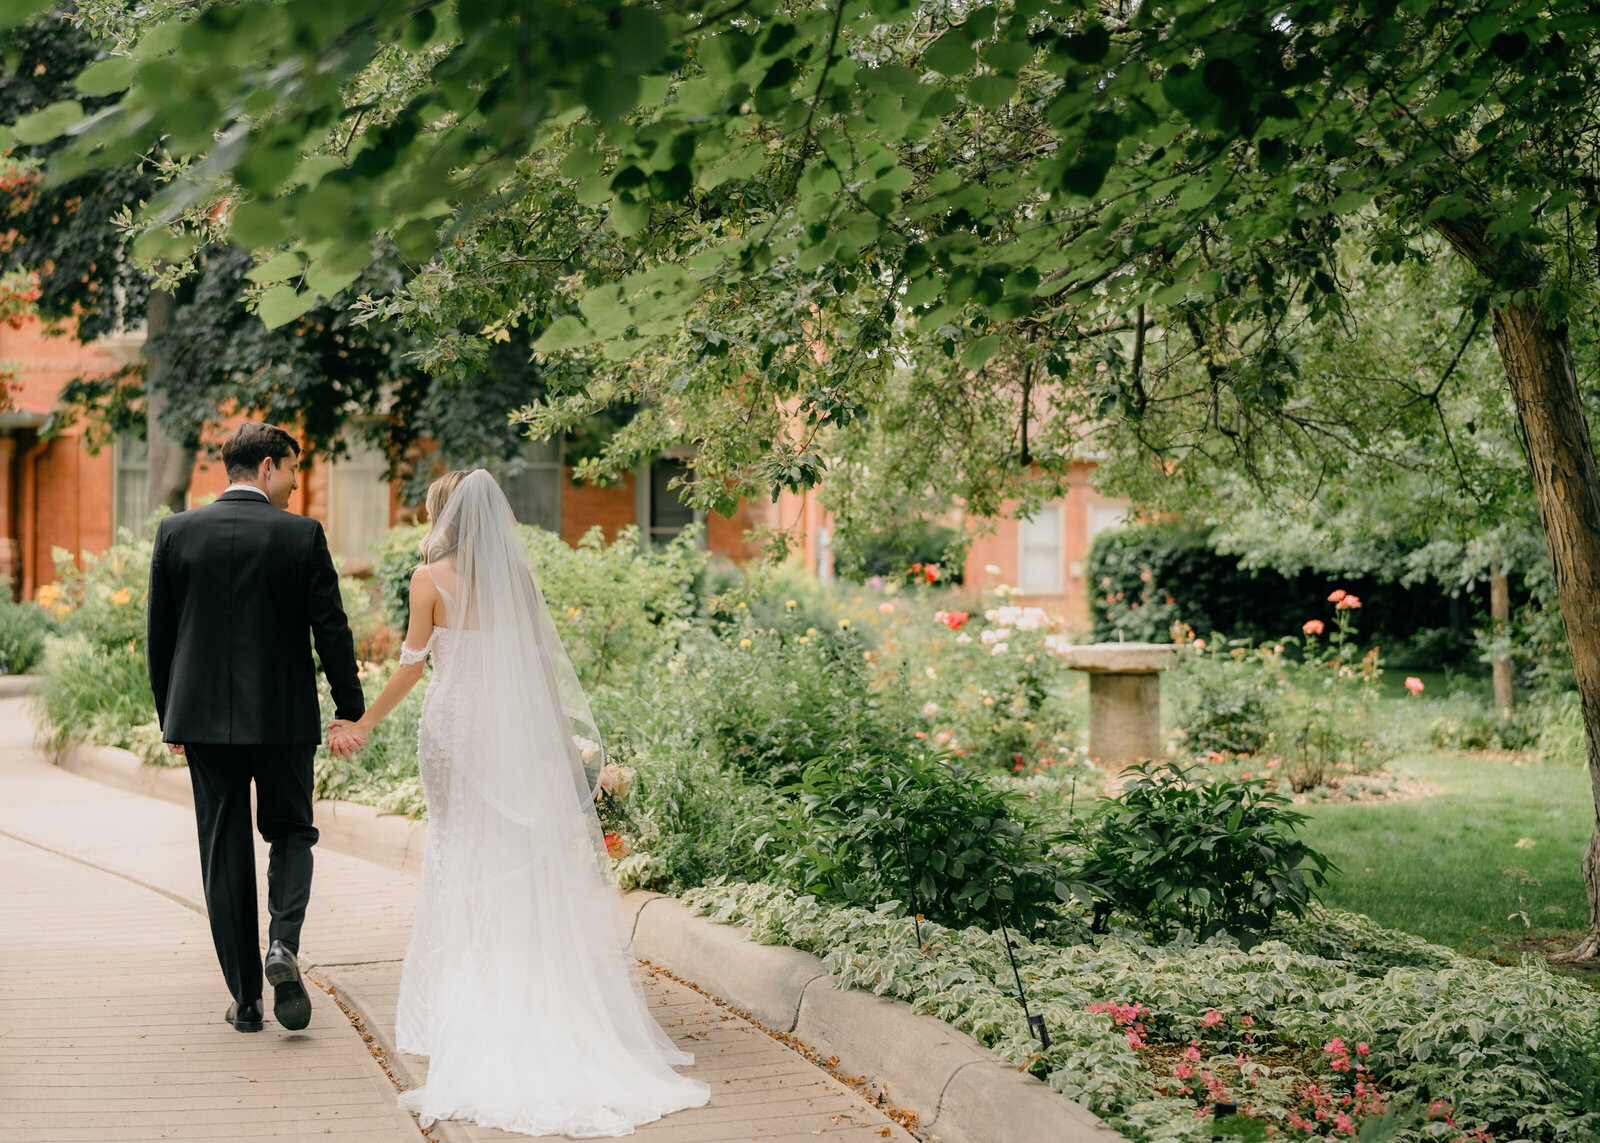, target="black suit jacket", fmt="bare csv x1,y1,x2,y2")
146,489,365,745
